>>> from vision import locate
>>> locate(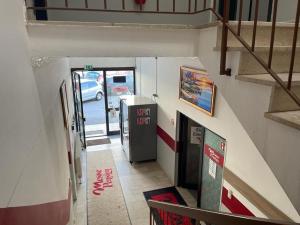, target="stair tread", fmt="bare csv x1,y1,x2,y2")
236,73,300,86
228,21,300,28
265,111,300,130
214,46,300,52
